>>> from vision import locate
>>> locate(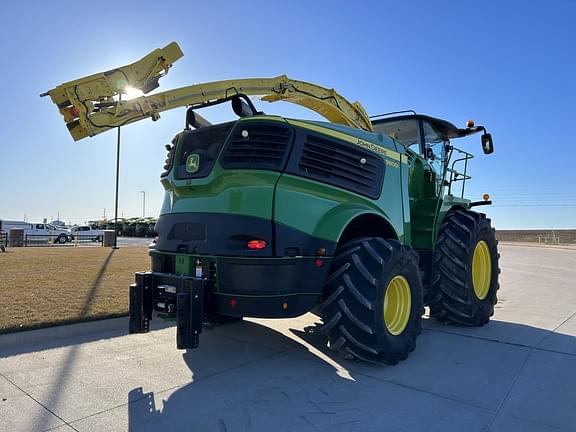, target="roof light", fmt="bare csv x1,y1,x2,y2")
247,240,267,250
